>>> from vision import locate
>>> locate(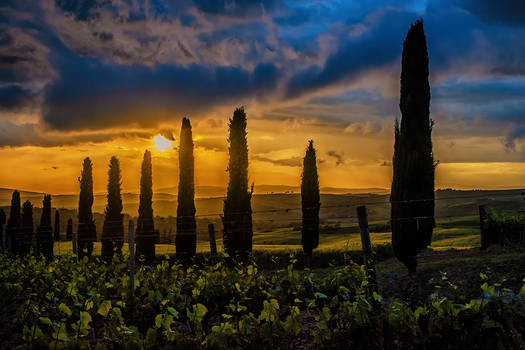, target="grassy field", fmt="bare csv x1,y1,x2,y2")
52,216,481,256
